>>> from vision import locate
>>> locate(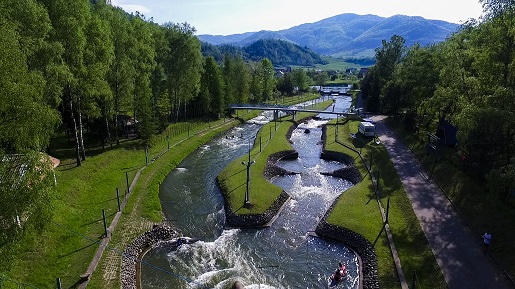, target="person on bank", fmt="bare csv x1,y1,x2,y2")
482,232,491,251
